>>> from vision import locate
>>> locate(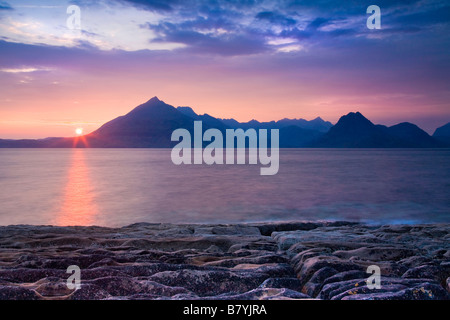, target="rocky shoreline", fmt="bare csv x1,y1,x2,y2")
0,221,448,300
